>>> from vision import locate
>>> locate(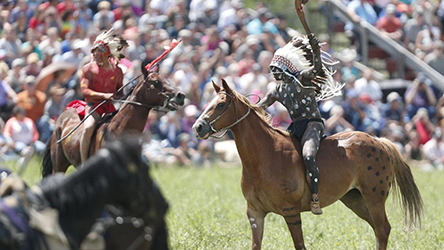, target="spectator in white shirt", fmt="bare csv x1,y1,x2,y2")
2,106,45,173
354,68,383,102
423,128,444,170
